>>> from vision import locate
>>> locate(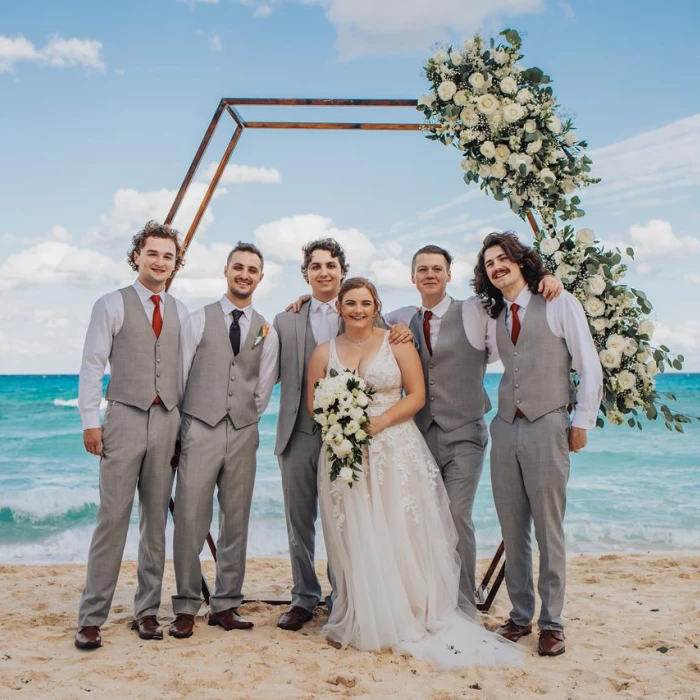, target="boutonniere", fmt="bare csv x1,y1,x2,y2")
253,324,270,348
